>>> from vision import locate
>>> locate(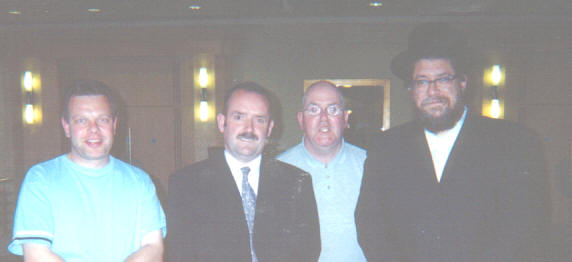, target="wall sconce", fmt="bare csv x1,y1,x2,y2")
22,71,41,125
482,64,504,119
199,87,209,122
199,67,209,88
198,67,209,122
